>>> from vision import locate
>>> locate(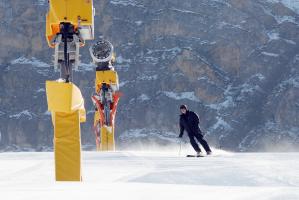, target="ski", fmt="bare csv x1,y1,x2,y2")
186,154,205,157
